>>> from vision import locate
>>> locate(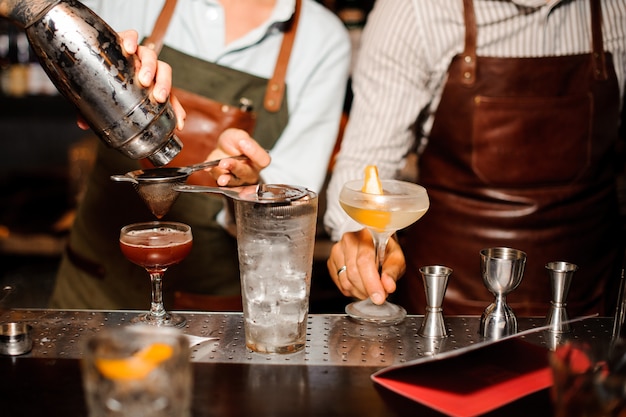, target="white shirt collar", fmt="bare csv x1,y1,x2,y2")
272,0,297,24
